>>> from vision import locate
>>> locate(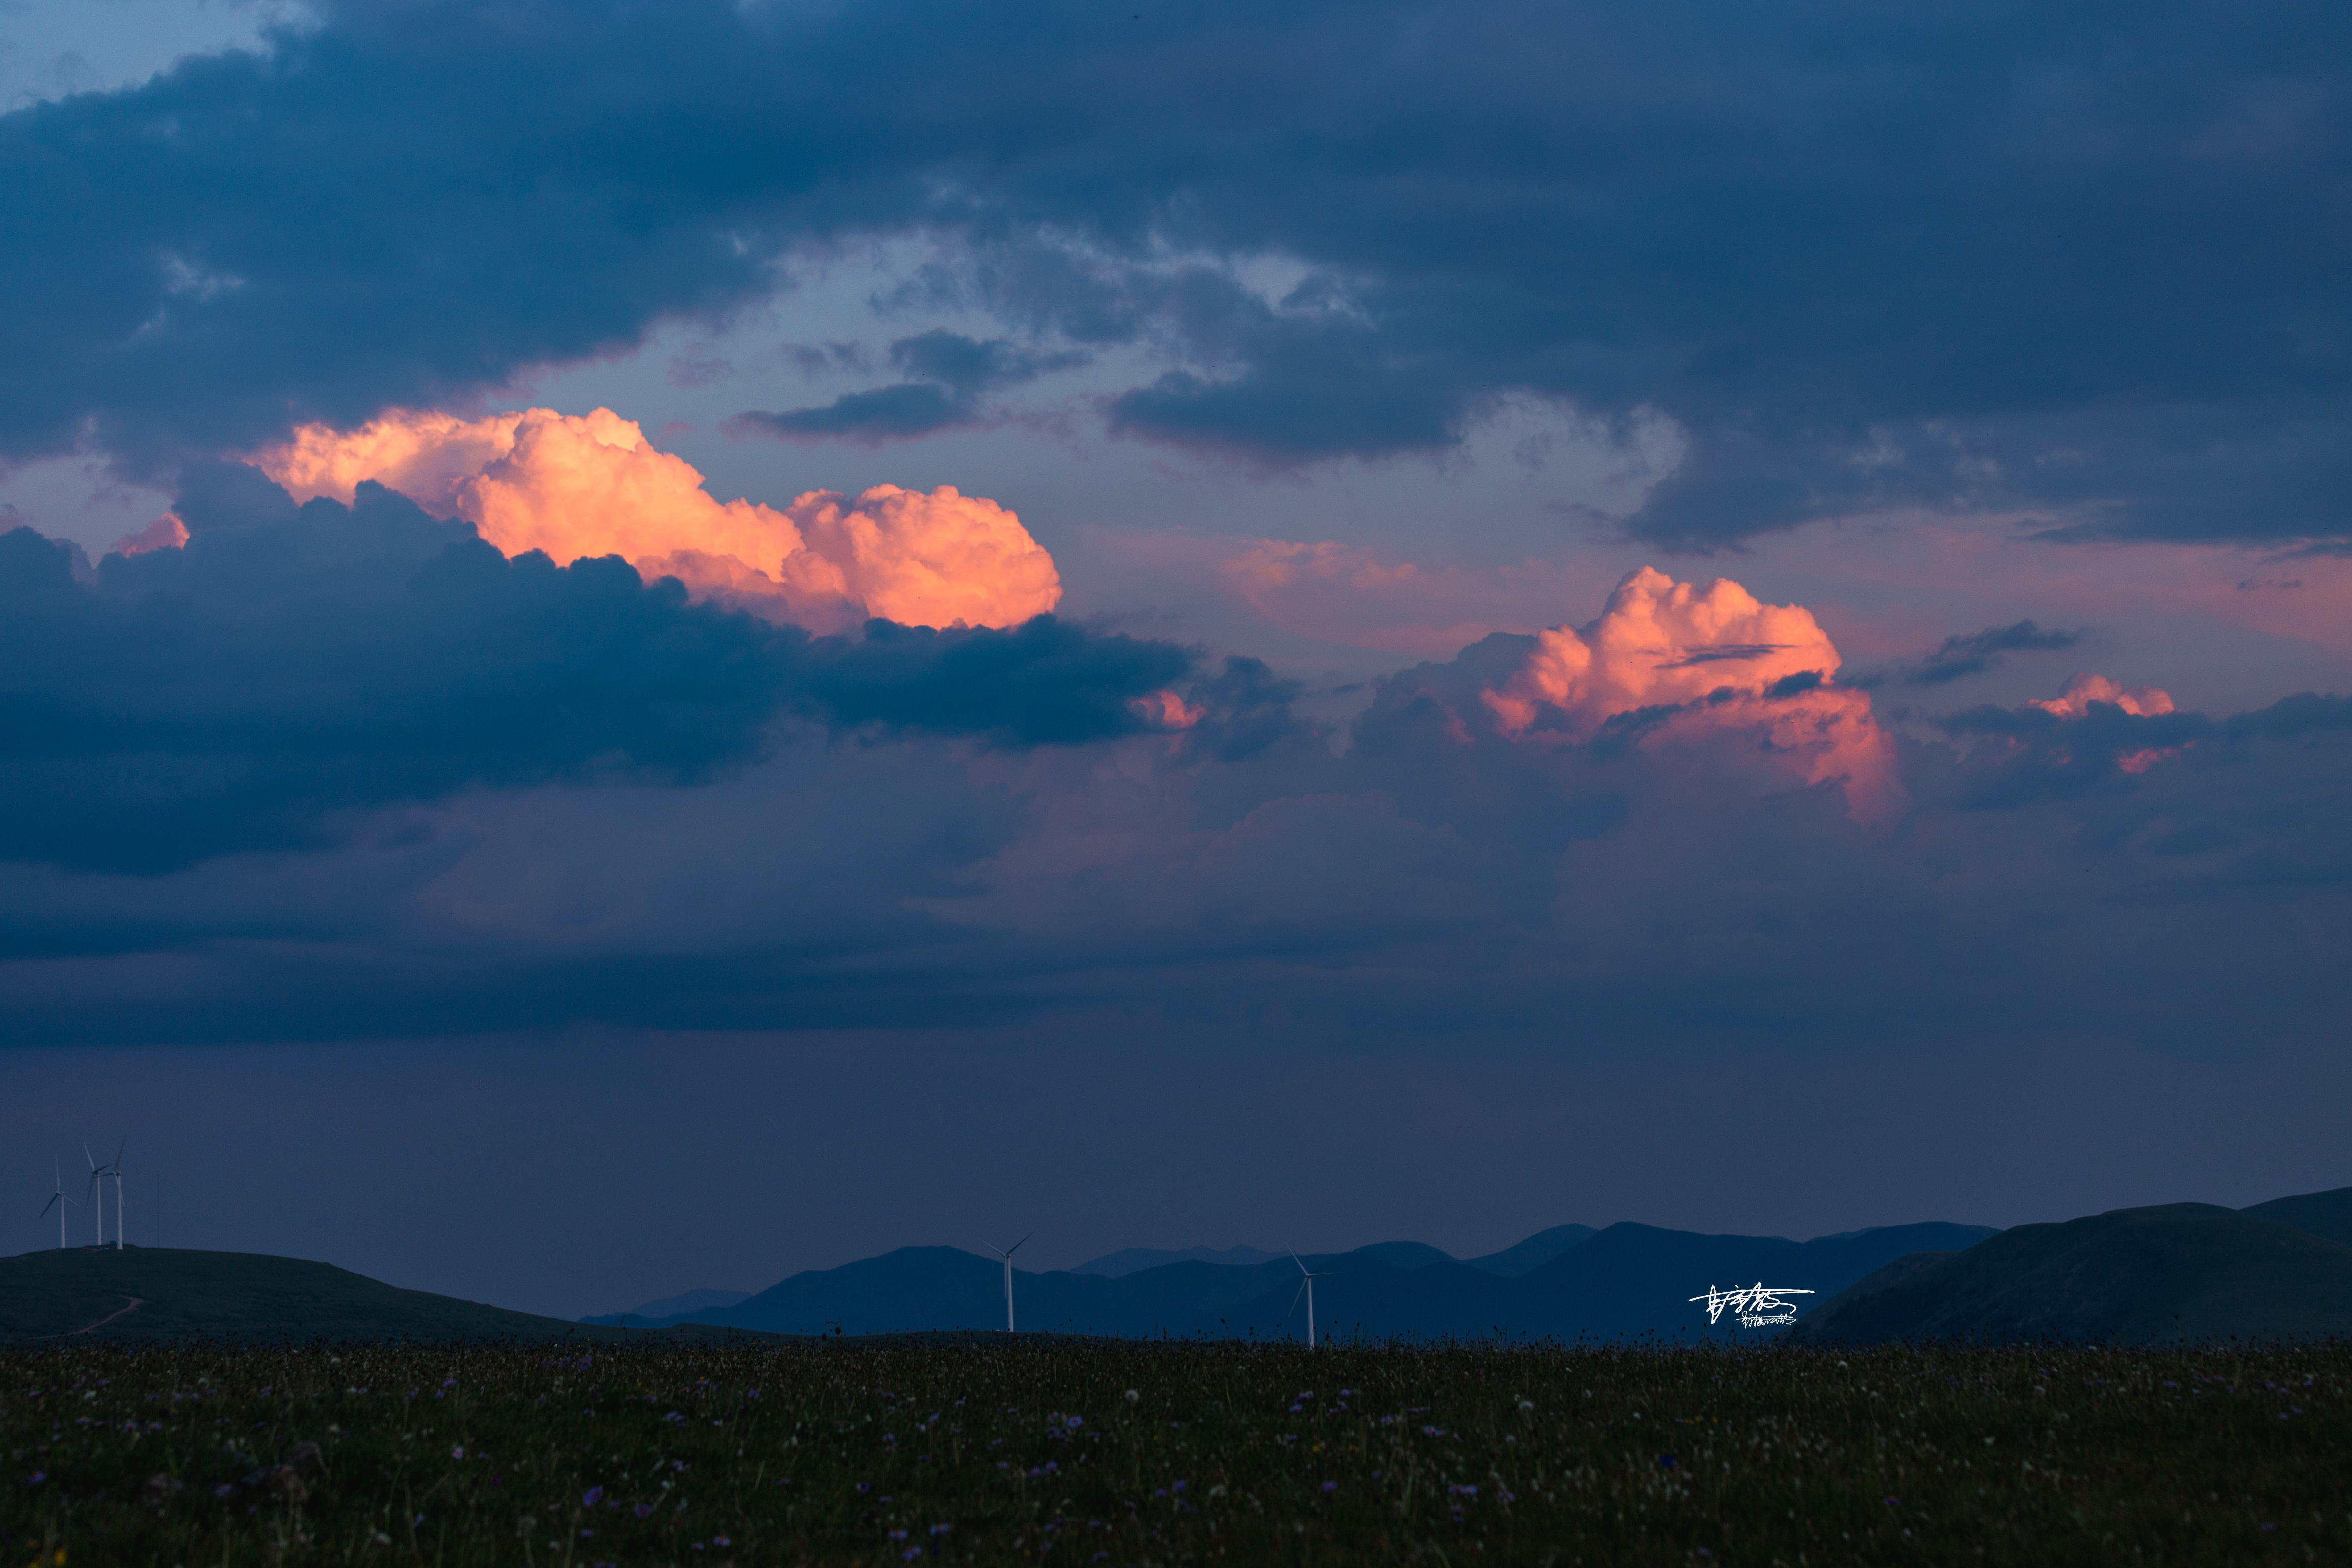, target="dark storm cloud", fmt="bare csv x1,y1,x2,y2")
727,382,968,442
0,476,1190,873
1853,620,2086,689
729,330,1088,443
0,528,2346,1057
3,0,2344,545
